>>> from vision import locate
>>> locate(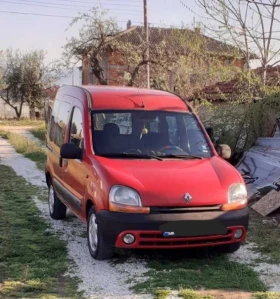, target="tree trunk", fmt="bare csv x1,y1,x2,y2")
29,105,36,119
